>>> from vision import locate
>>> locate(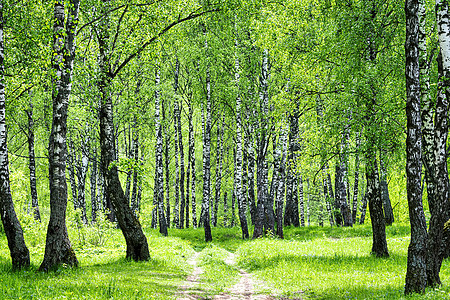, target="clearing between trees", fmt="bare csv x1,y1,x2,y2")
0,224,449,299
